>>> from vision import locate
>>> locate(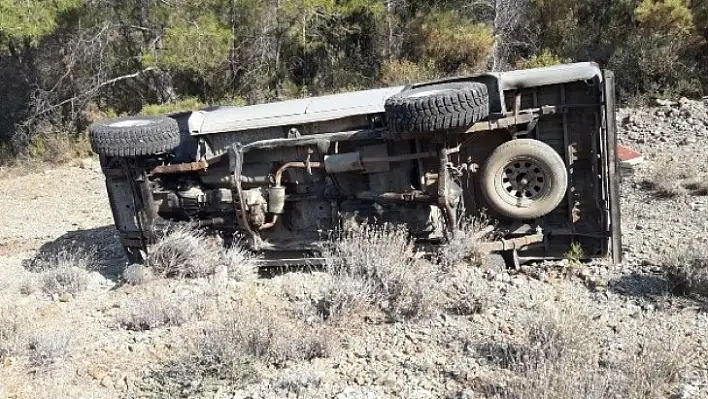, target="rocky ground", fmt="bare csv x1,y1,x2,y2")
1,99,708,399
